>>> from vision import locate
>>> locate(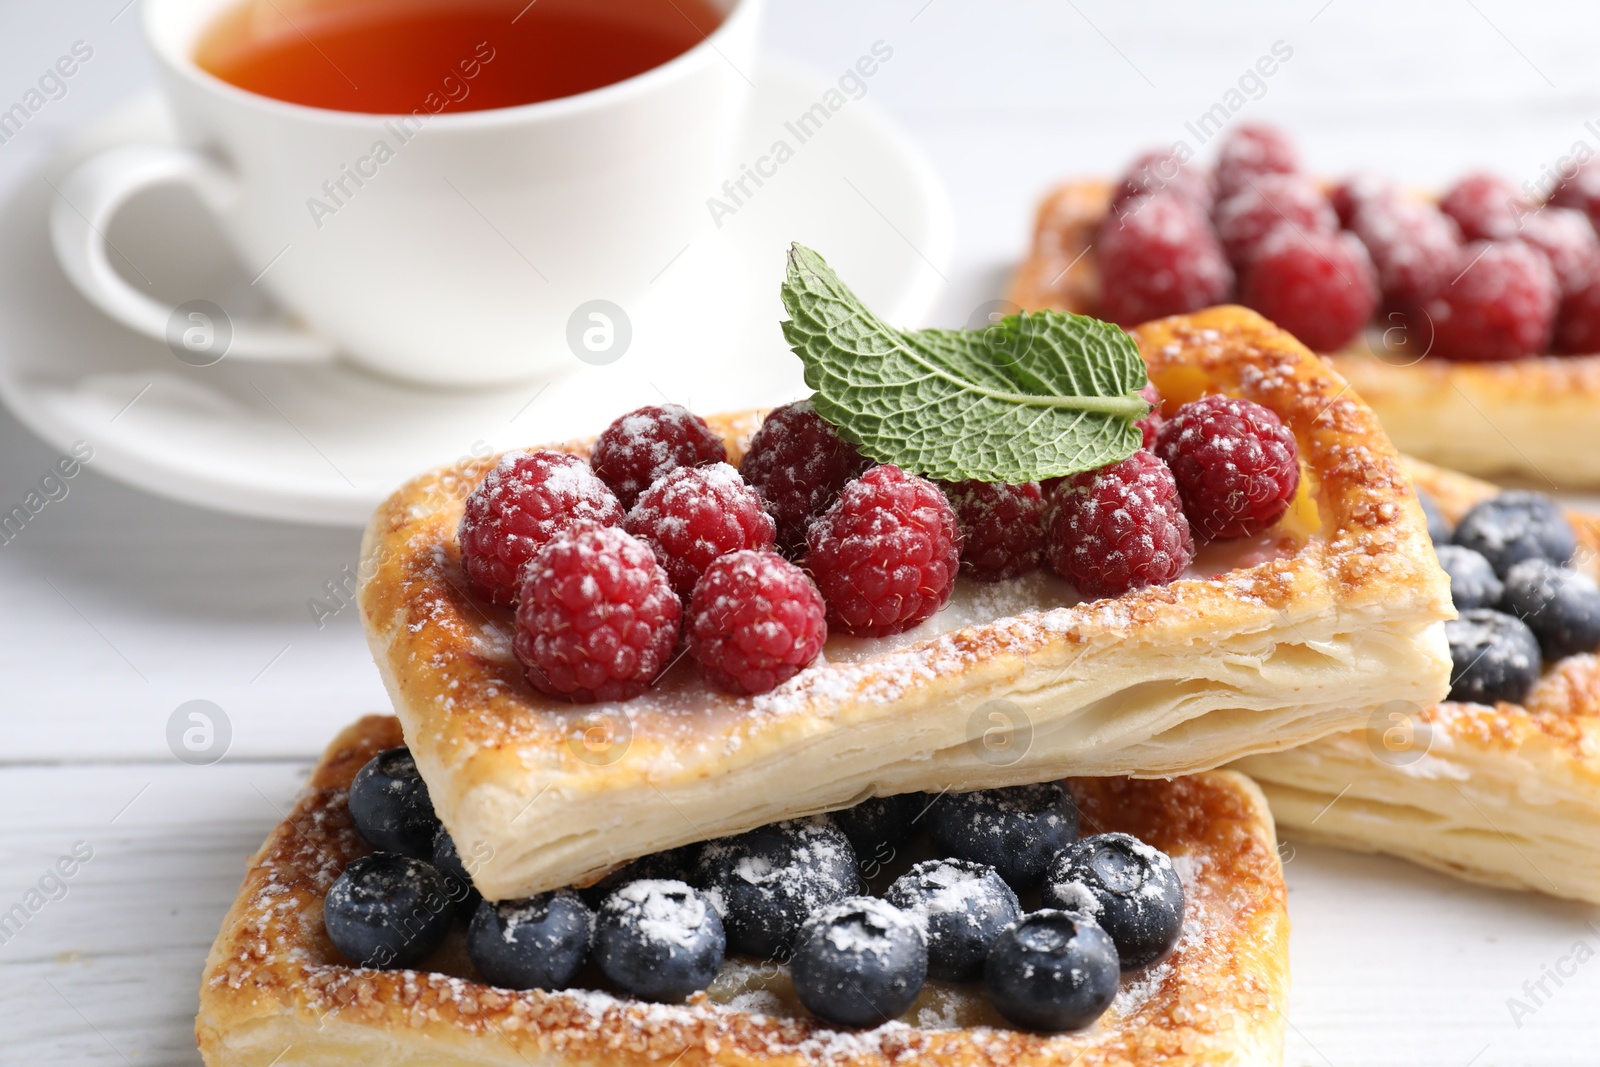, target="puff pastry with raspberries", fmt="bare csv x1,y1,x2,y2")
357,306,1452,903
